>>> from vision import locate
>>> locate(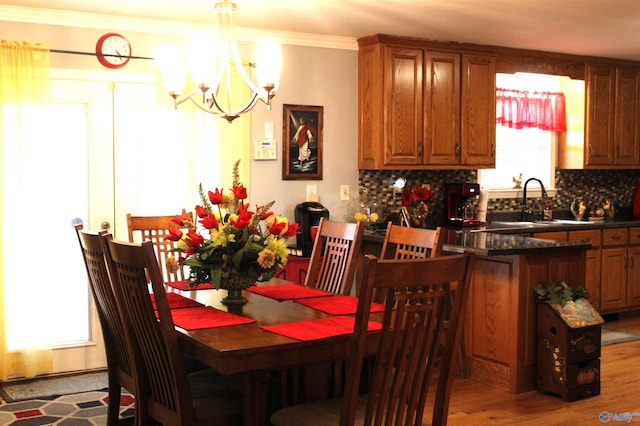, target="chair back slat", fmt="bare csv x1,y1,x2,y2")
127,213,192,283
380,222,444,260
341,252,475,426
304,218,365,296
102,237,193,424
